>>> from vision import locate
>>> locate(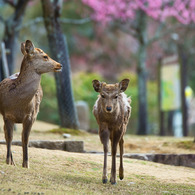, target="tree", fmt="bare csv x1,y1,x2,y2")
82,0,195,135
0,0,30,80
41,0,79,129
